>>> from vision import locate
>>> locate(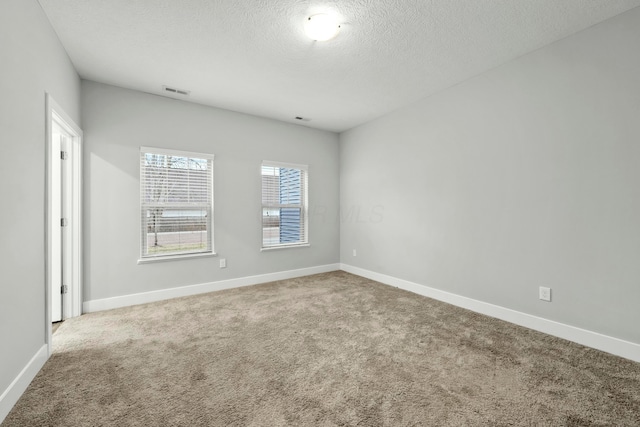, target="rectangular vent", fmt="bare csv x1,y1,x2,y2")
162,86,190,96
